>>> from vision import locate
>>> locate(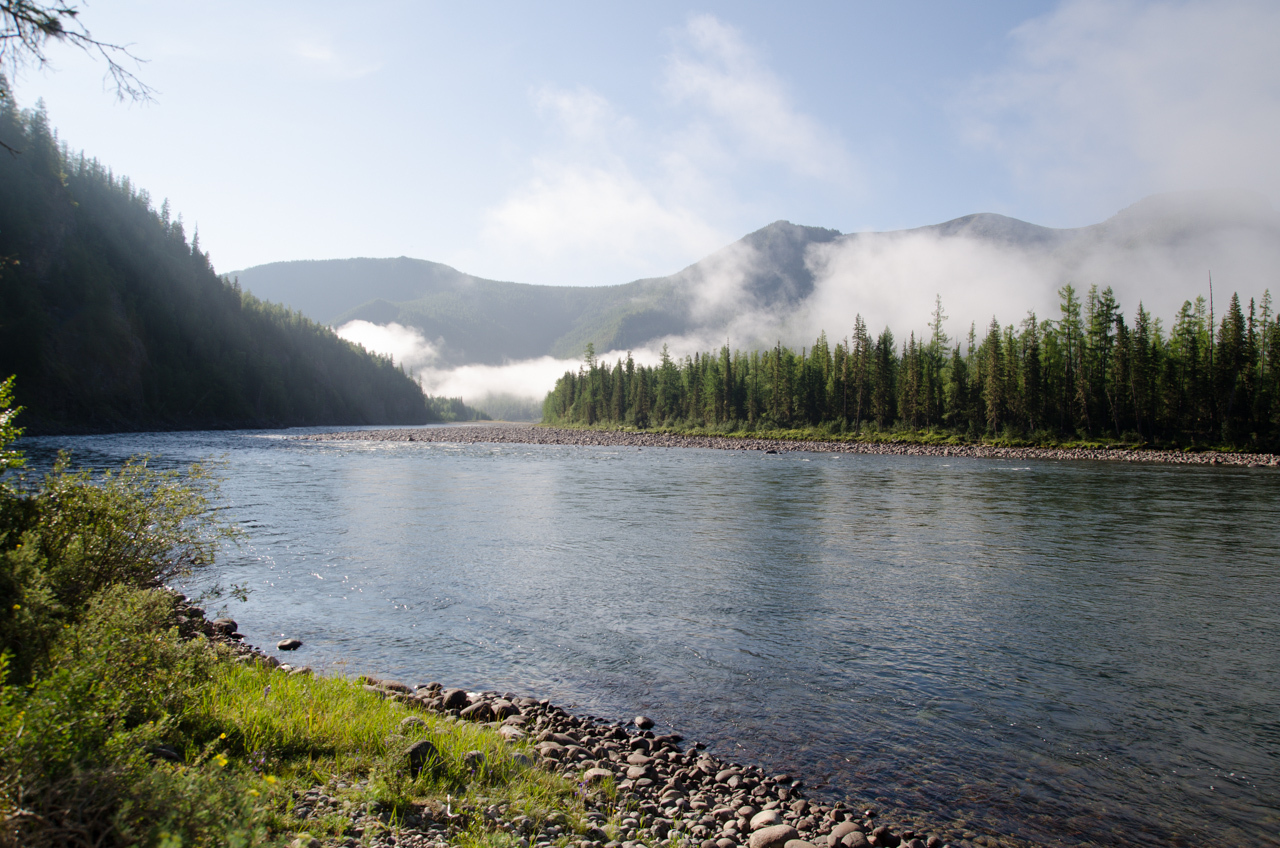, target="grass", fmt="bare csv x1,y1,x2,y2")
1,597,594,847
